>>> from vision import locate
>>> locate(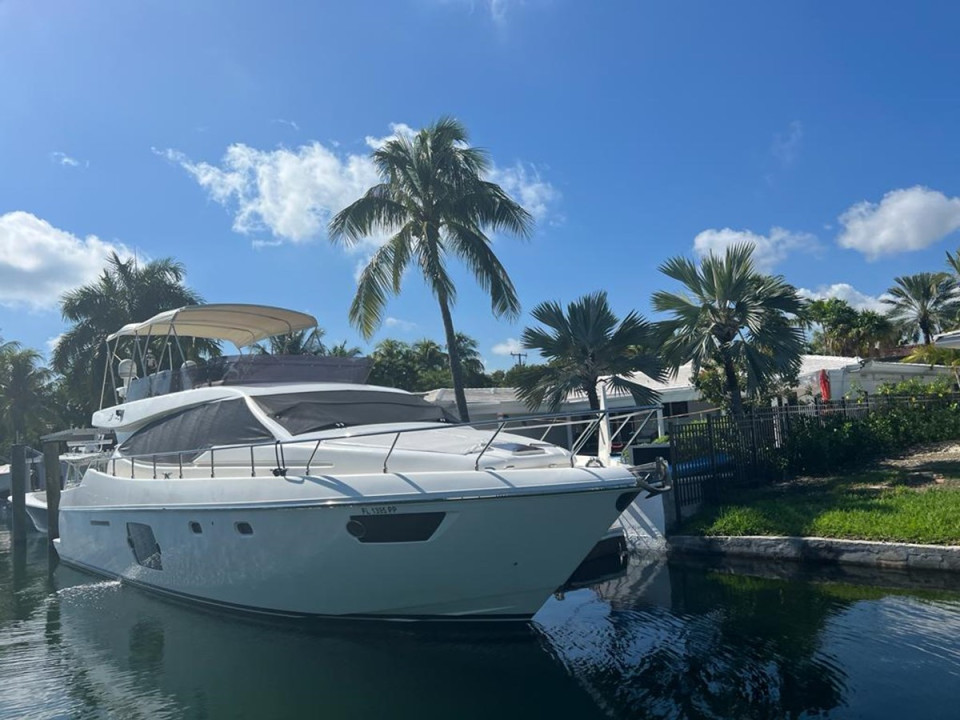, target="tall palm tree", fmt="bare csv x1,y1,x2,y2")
53,252,207,416
0,347,55,443
652,244,805,418
515,291,664,411
329,117,533,422
881,272,958,345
